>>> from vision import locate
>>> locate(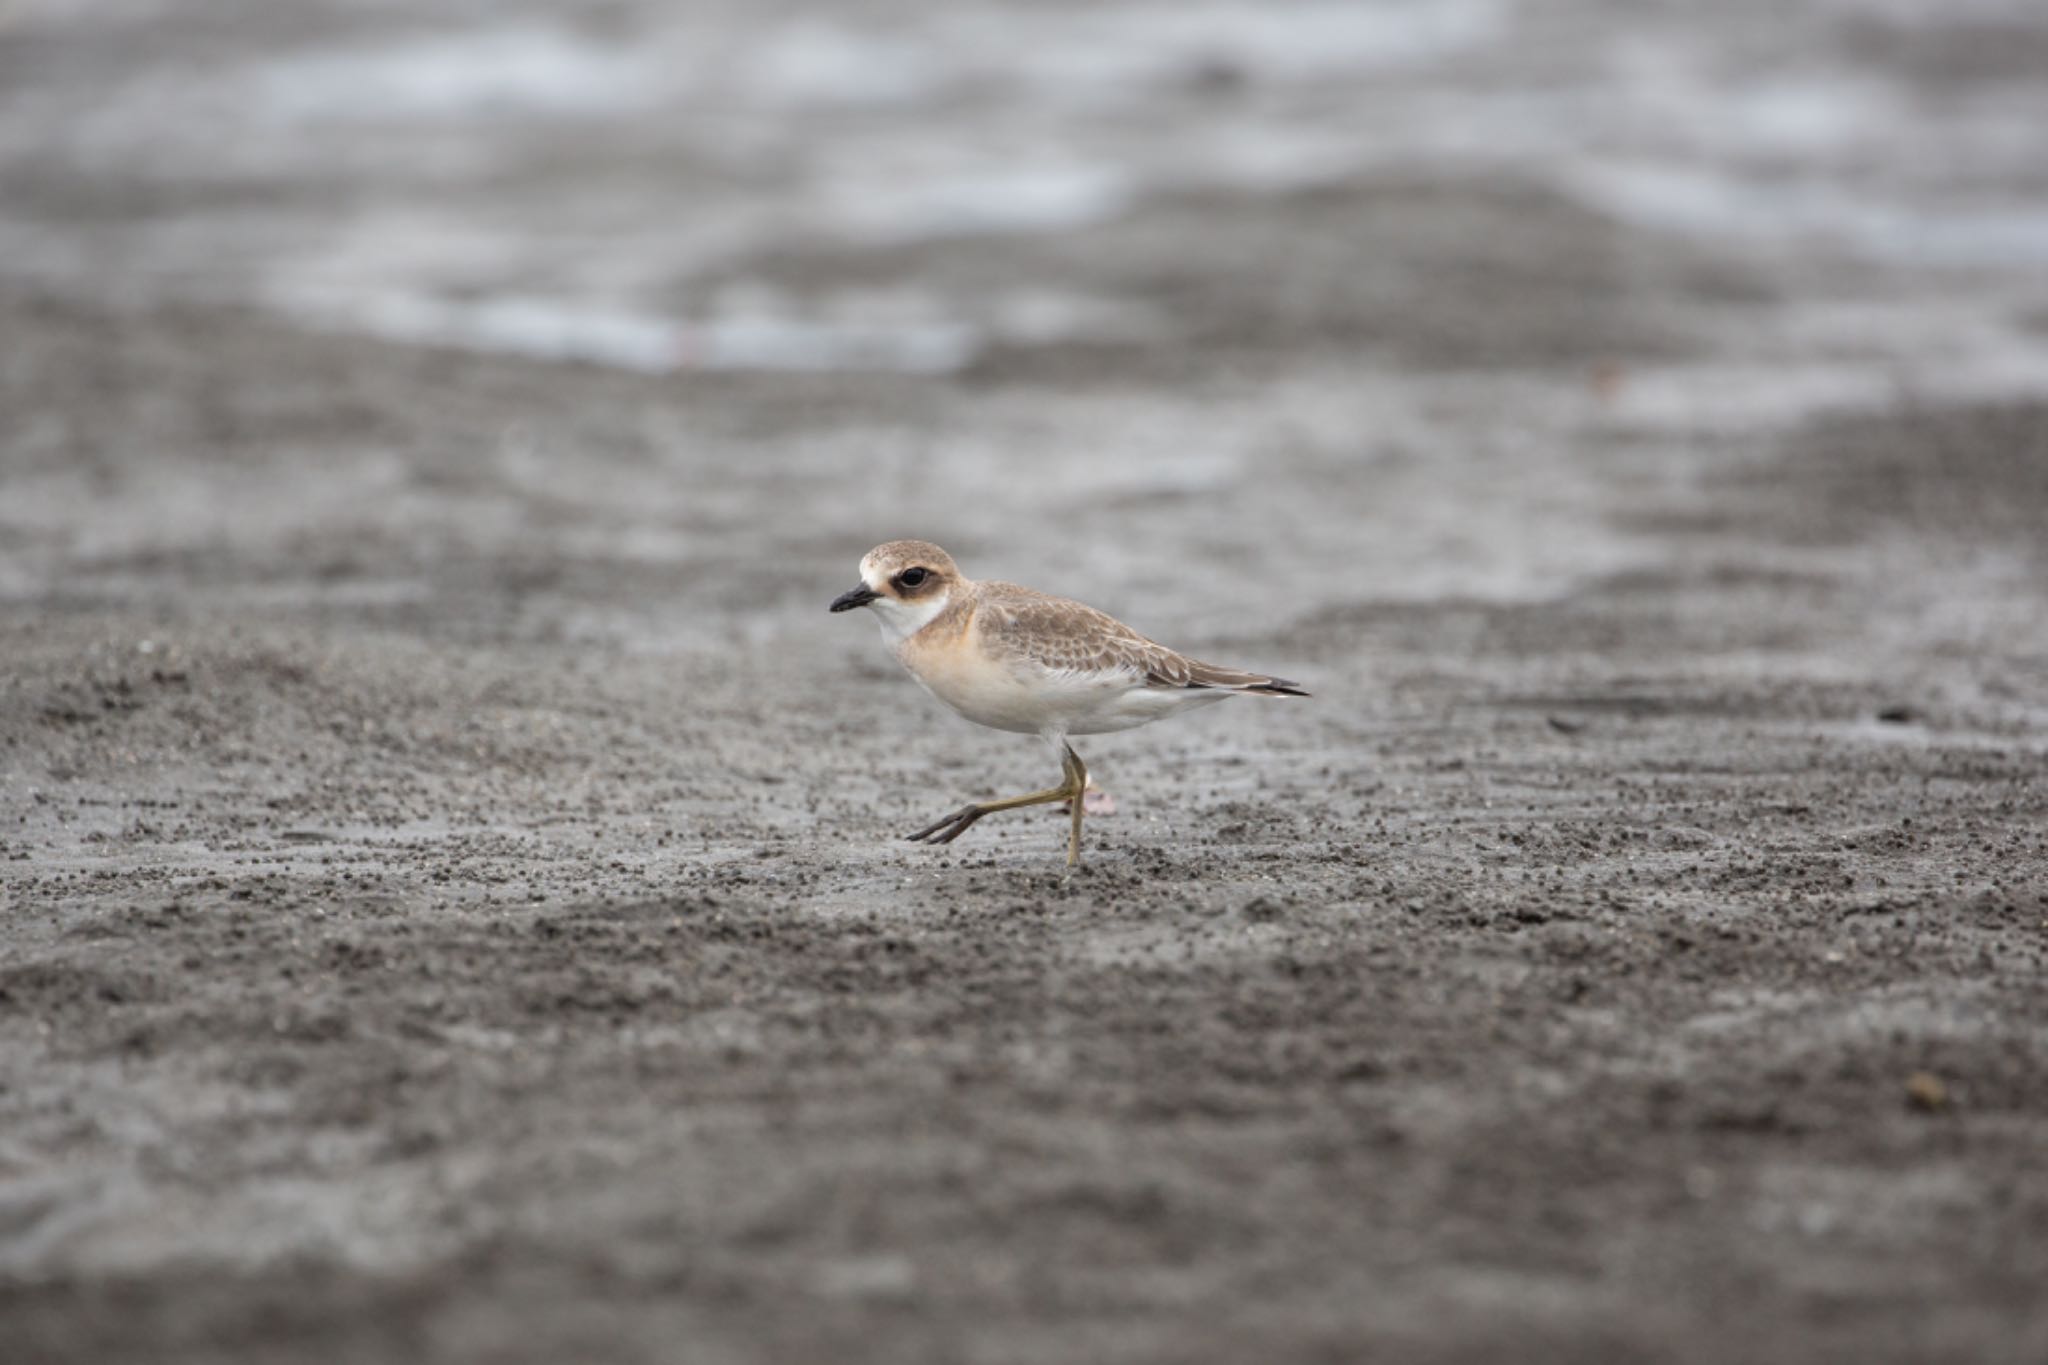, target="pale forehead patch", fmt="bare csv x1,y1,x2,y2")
862,541,956,590
863,540,959,580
